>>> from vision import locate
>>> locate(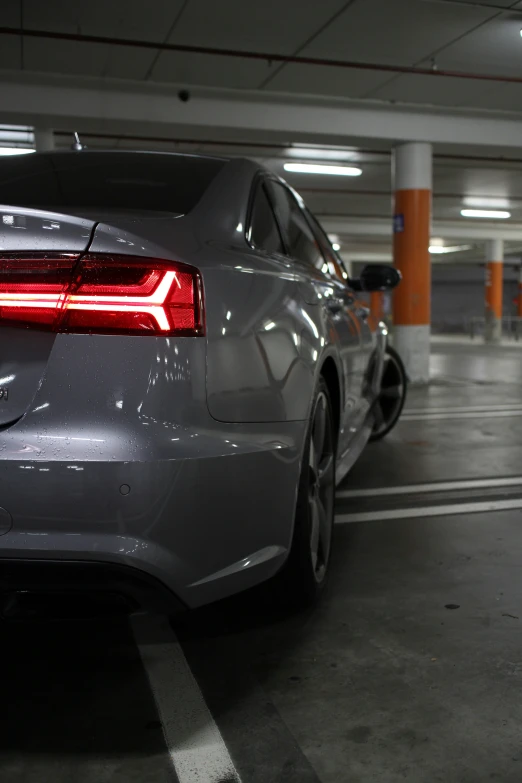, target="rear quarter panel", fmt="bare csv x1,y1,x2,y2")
204,248,315,423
